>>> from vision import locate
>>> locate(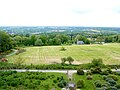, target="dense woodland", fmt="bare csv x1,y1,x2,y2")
0,30,120,52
